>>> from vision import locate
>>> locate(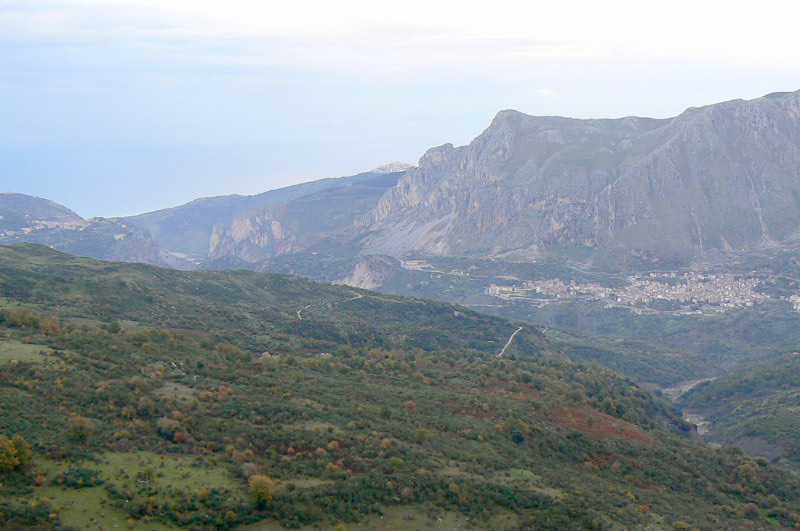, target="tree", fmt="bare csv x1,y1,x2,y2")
0,434,30,472
0,435,21,472
68,415,95,441
249,474,275,505
11,435,31,467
